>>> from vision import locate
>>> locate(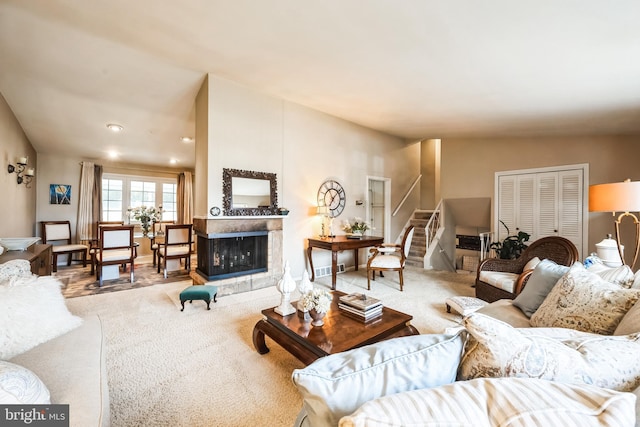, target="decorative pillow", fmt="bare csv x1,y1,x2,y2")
0,275,82,360
530,263,640,334
0,361,50,404
632,269,640,290
459,313,640,392
588,263,635,288
523,256,541,272
615,299,640,336
292,331,465,427
339,378,636,427
512,259,570,318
